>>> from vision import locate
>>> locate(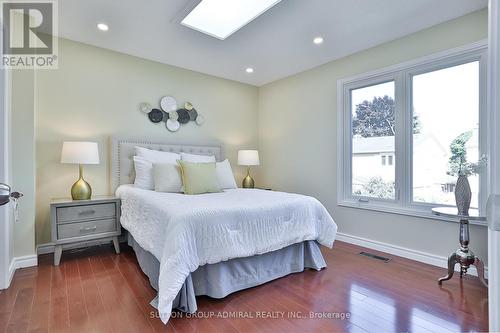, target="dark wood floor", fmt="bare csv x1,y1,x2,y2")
0,241,488,333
